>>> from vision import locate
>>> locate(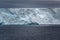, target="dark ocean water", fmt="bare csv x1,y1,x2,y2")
0,0,60,7
0,25,60,40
